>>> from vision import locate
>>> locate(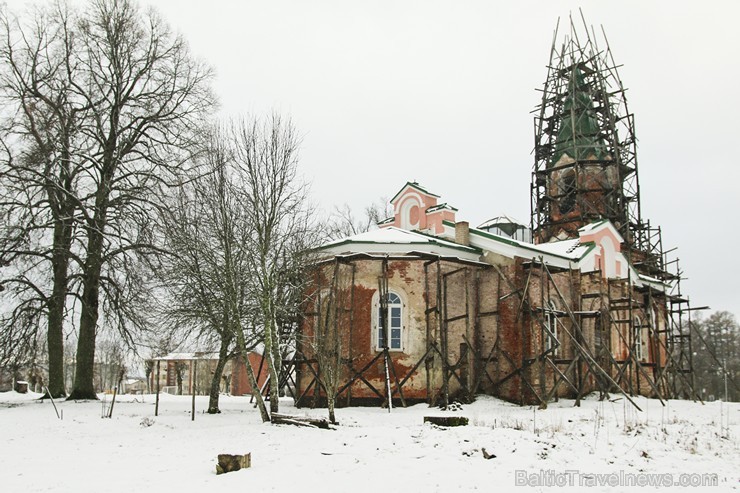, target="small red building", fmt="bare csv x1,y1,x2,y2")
148,351,268,396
